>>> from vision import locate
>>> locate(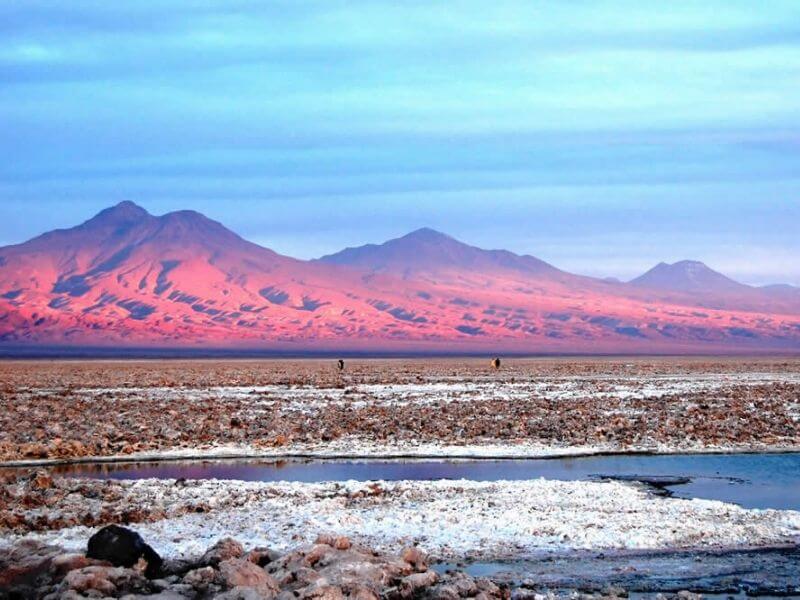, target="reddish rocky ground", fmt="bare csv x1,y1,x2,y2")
1,357,799,463
0,530,516,600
